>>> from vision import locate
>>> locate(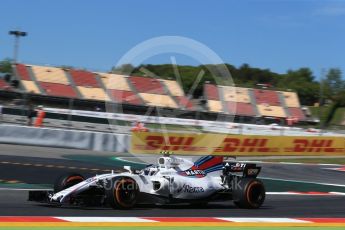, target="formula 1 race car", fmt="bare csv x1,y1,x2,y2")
29,154,265,209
